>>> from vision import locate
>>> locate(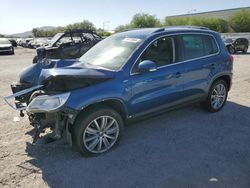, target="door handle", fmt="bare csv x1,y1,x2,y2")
172,72,181,78
203,63,216,69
